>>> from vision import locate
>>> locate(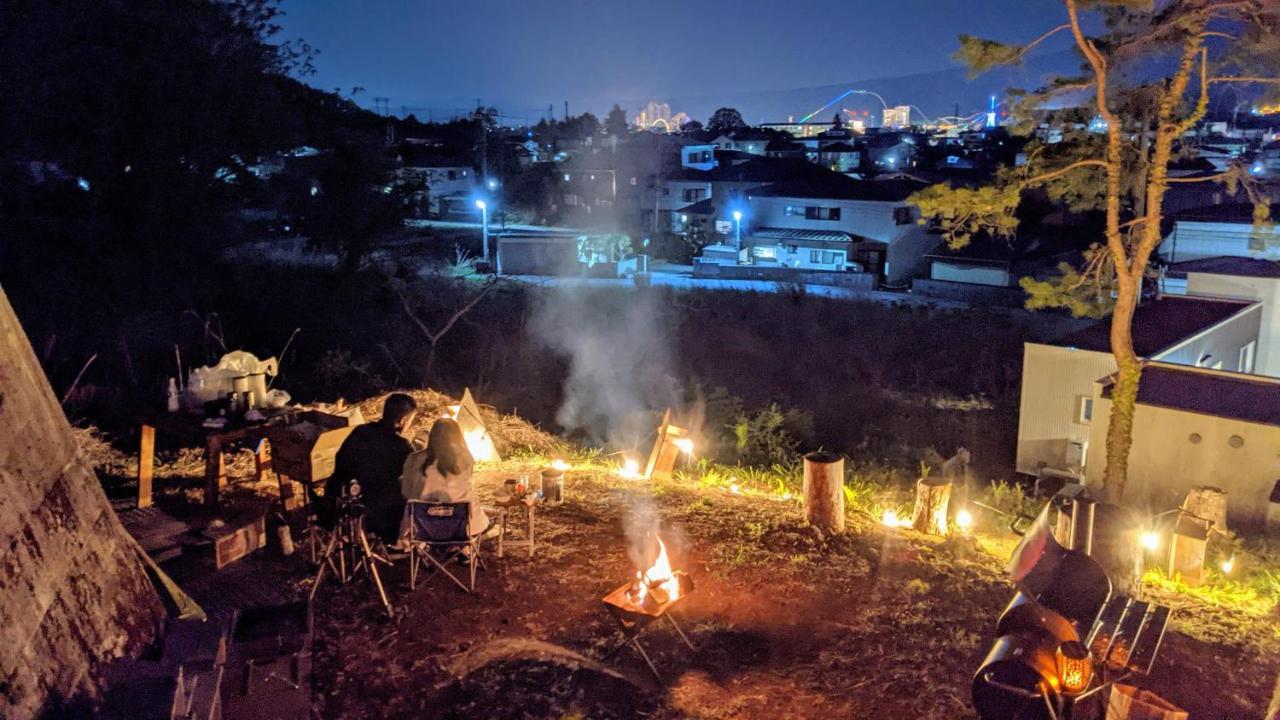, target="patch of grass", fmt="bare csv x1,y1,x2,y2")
1143,567,1278,616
